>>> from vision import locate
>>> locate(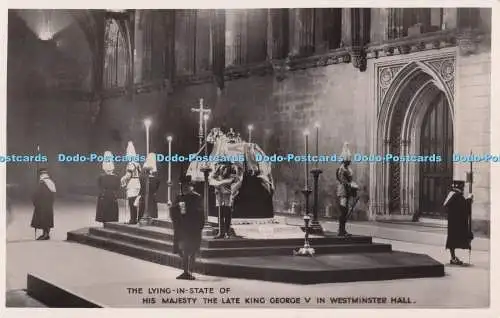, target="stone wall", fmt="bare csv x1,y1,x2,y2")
455,48,491,234
164,63,371,218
